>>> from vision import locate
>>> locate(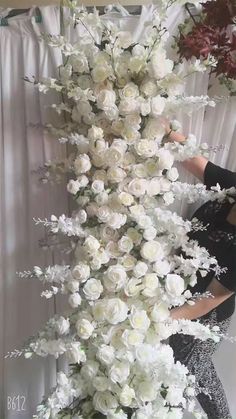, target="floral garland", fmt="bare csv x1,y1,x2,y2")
5,2,236,419
176,0,236,94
